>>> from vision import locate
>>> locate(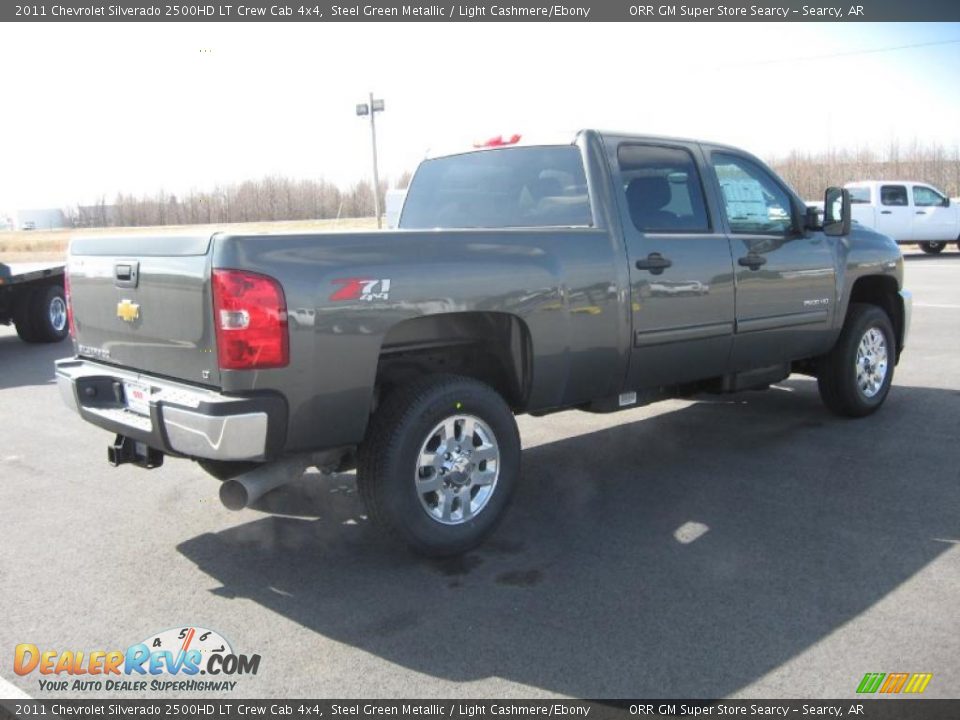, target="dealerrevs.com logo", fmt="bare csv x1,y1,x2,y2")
14,626,261,693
